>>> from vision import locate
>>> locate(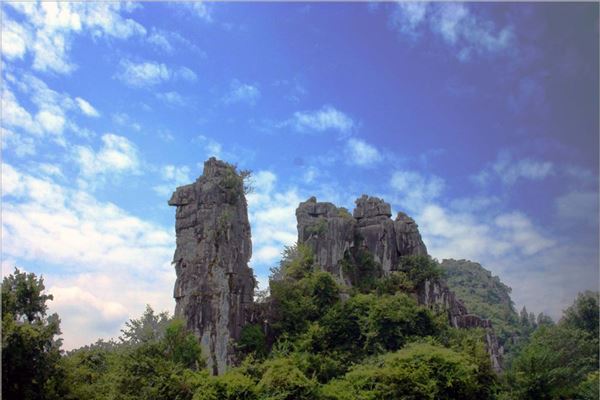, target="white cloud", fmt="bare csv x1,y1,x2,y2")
75,97,100,117
116,60,171,87
289,105,355,134
390,2,514,61
418,204,511,260
1,18,30,60
74,133,140,181
494,212,555,255
390,170,444,211
1,72,100,147
345,138,382,167
1,128,36,157
224,80,261,105
5,2,146,74
1,74,86,146
247,171,299,269
2,163,176,348
156,91,186,106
